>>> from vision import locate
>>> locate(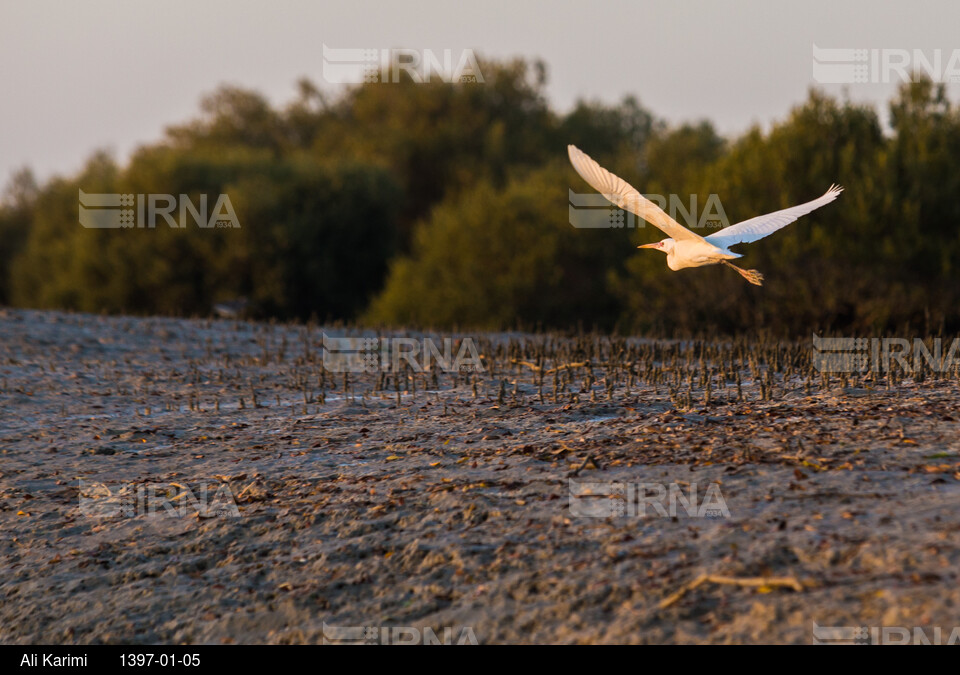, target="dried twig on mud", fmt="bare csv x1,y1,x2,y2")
569,453,601,476
659,574,804,609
